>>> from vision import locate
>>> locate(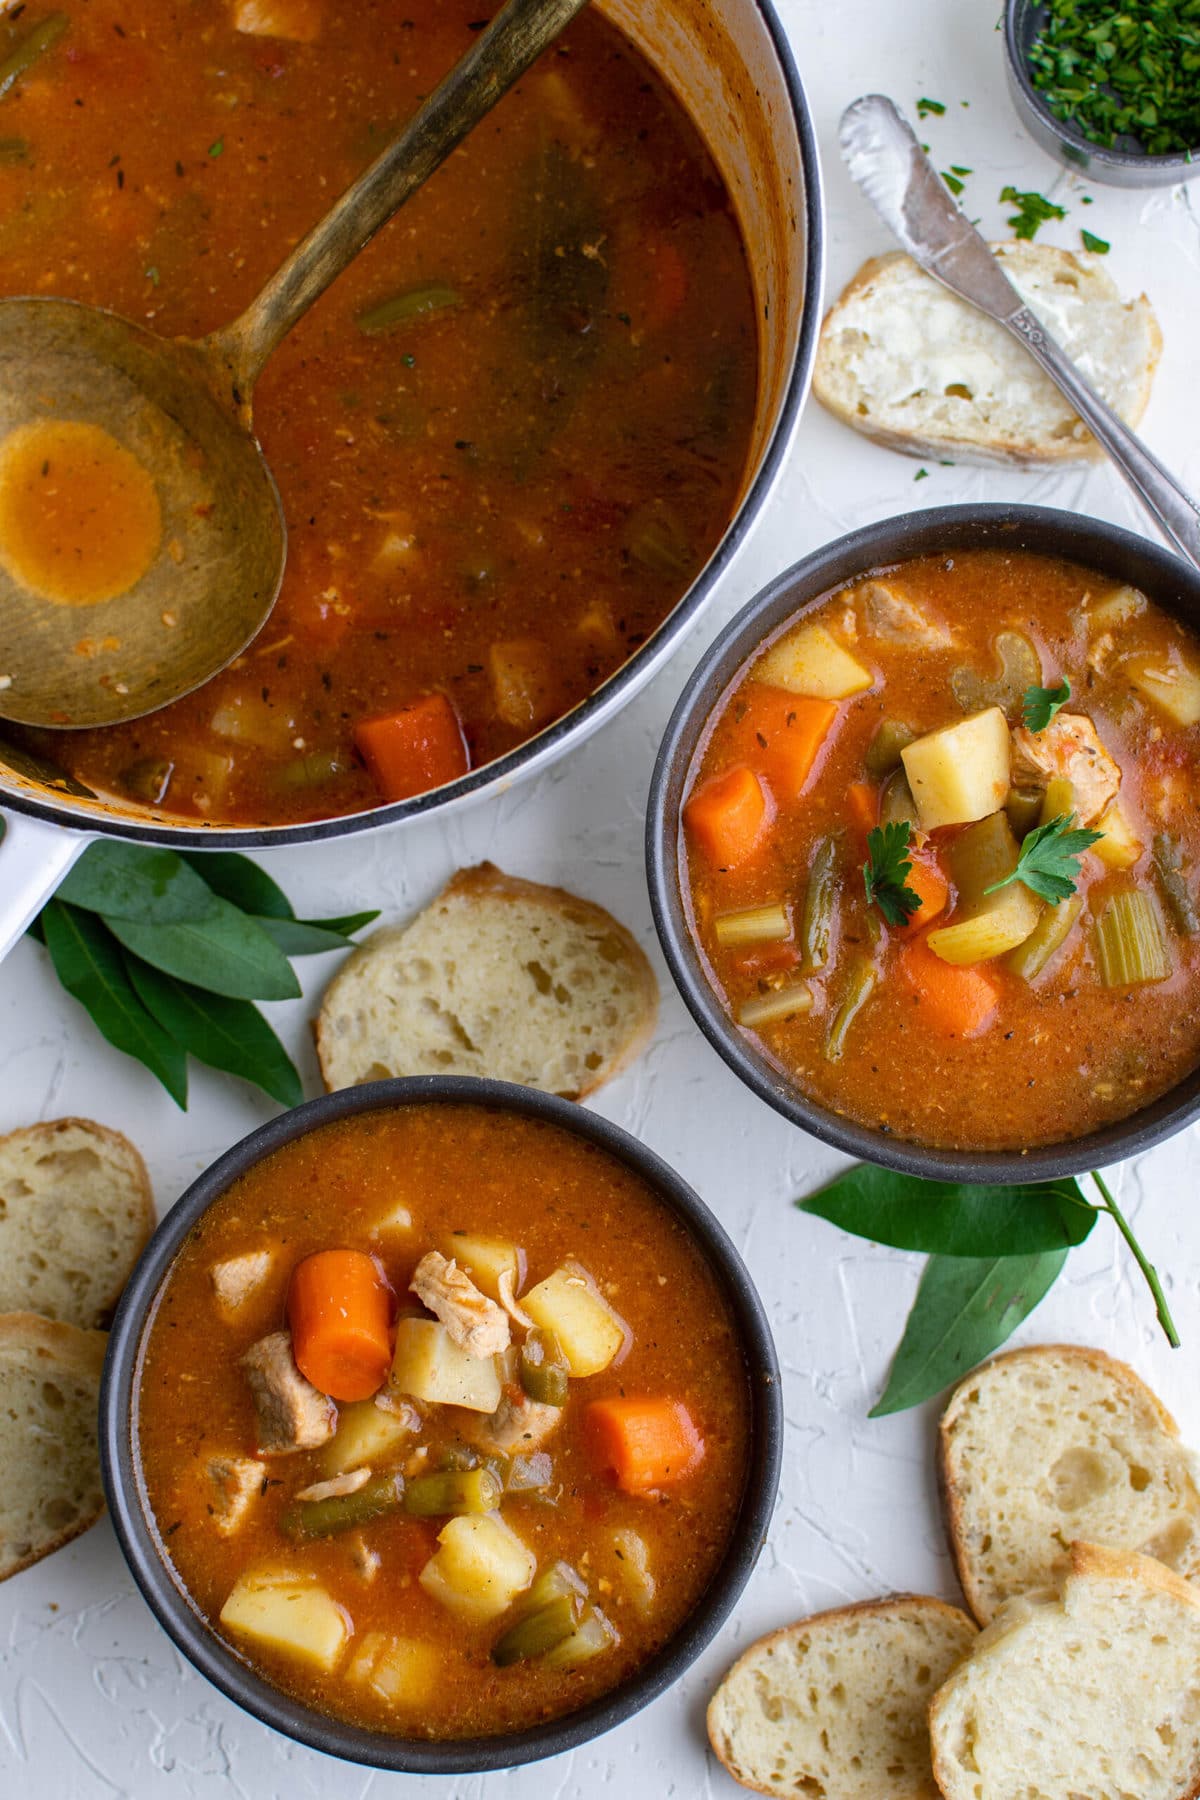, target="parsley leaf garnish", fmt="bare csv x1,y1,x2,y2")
1022,677,1071,732
999,185,1066,240
1080,228,1110,254
985,812,1102,905
917,97,946,118
863,821,922,926
941,170,966,196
